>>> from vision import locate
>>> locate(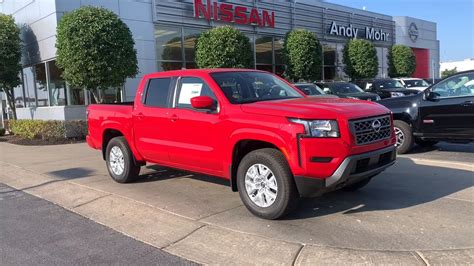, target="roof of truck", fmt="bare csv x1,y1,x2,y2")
145,68,265,77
